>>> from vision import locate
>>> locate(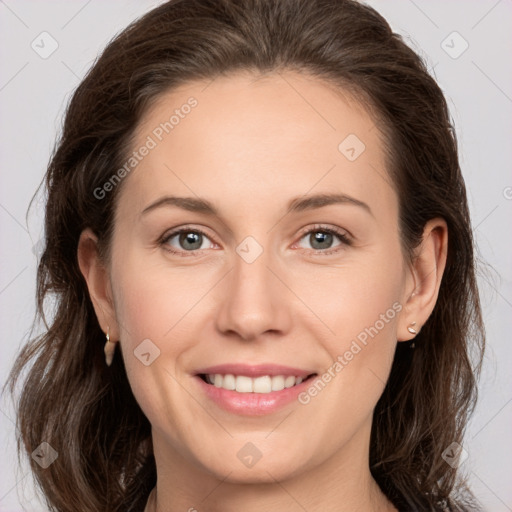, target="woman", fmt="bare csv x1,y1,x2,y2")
7,0,485,510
